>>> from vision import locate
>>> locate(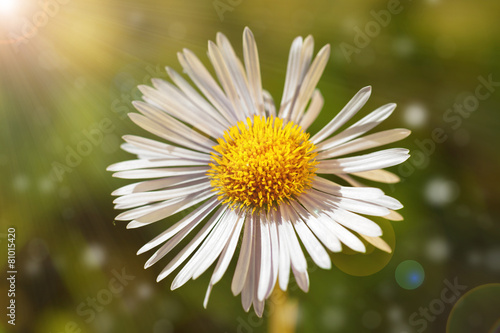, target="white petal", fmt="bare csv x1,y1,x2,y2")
361,235,392,253
113,180,210,207
203,284,213,309
231,213,254,295
216,32,256,118
279,35,315,121
275,209,291,291
112,166,209,180
179,50,238,125
311,86,372,144
307,188,390,217
370,195,404,210
120,143,167,159
243,27,265,116
111,174,206,196
122,135,211,160
315,103,397,151
325,207,383,237
107,158,207,172
257,219,272,301
191,209,239,279
155,206,228,282
124,190,213,227
151,77,227,130
132,101,216,150
210,210,246,284
144,207,226,268
279,36,306,120
289,201,342,253
280,207,308,273
264,220,280,299
312,176,384,200
263,90,276,117
316,148,410,174
207,41,248,121
137,197,220,254
383,210,404,221
321,216,366,253
287,206,331,269
299,89,323,131
171,208,235,289
317,128,411,159
139,82,225,137
352,169,401,184
165,66,231,127
253,298,265,318
250,217,263,312
241,216,260,311
291,265,309,292
337,174,366,187
129,111,213,154
289,44,330,124
335,197,390,217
